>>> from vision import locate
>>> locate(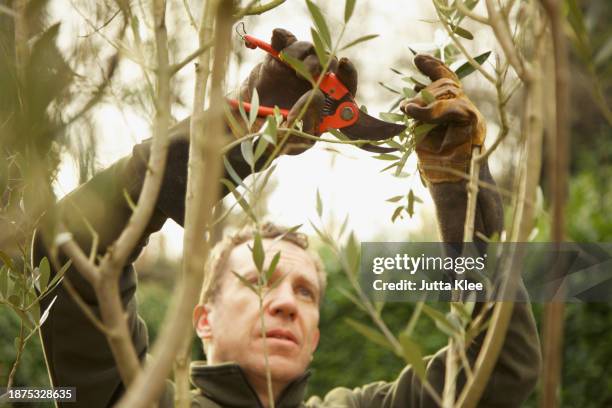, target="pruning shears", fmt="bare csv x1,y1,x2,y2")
227,31,405,151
